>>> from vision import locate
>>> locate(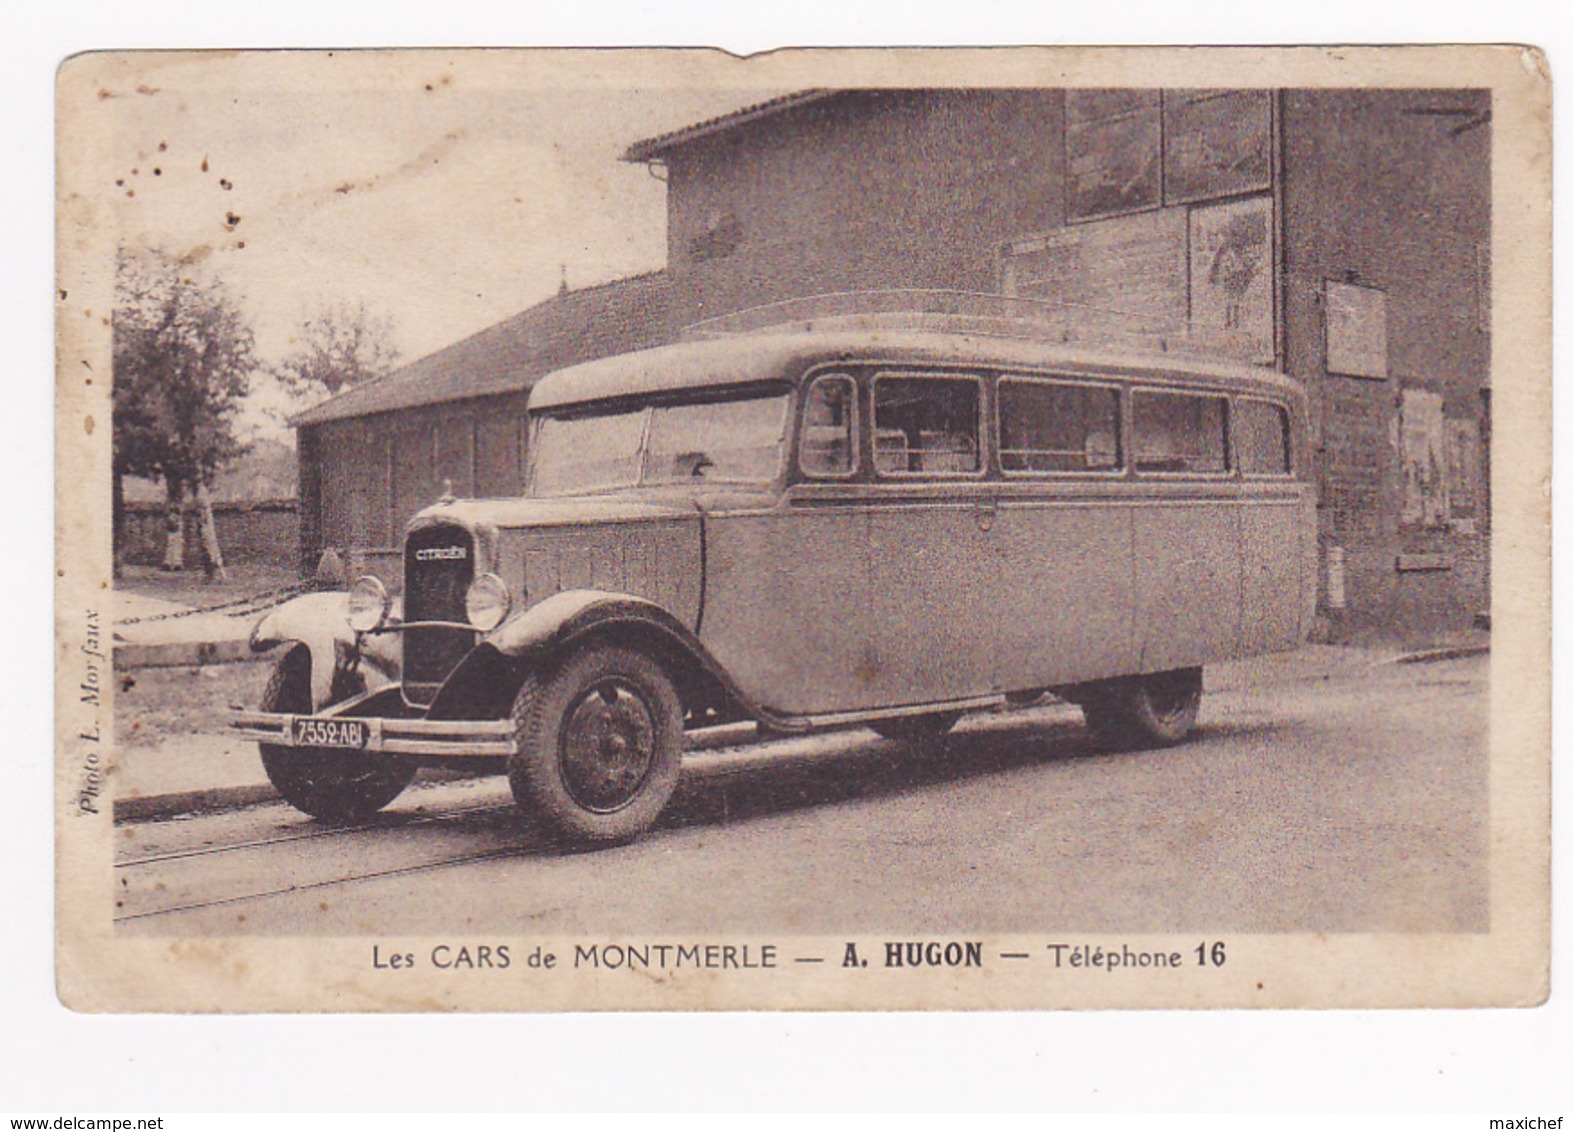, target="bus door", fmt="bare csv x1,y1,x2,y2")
864,372,998,706
1129,388,1242,671
991,375,1138,688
